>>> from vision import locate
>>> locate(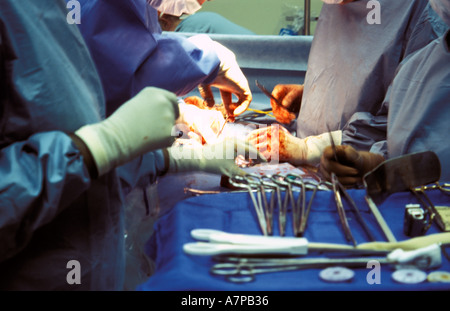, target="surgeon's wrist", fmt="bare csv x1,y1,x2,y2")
69,133,99,179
